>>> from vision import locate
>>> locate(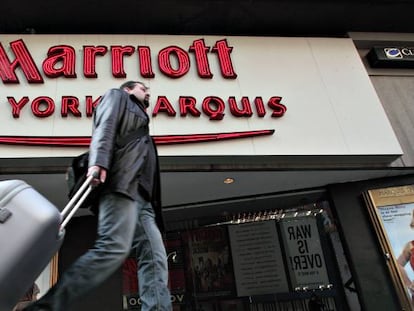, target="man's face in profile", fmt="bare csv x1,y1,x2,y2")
127,83,150,107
